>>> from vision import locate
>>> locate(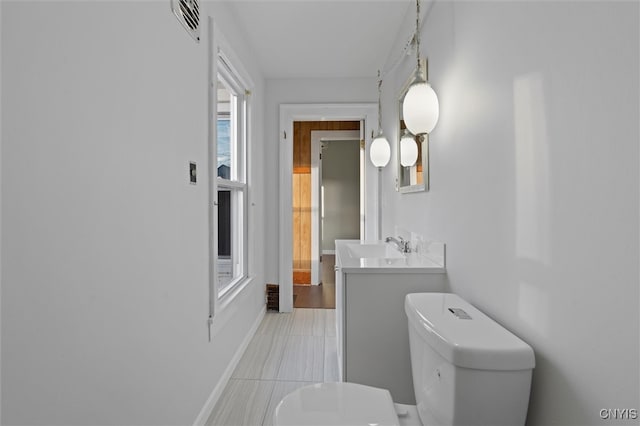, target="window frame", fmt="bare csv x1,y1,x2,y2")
211,48,251,306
